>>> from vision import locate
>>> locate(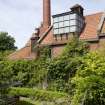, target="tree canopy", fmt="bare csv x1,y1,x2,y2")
71,52,105,105
0,32,17,52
